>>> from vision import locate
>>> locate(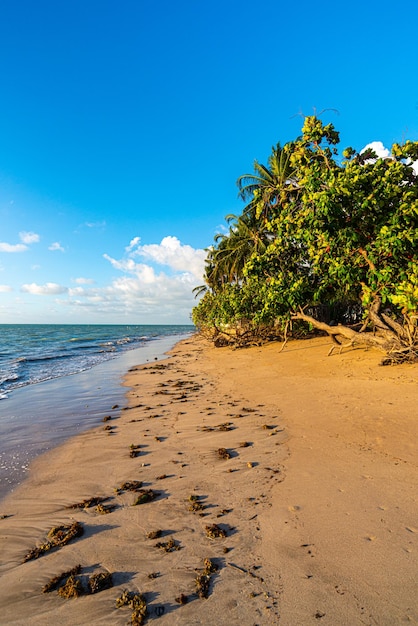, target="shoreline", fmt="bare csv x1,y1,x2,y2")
0,335,417,625
0,334,190,501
